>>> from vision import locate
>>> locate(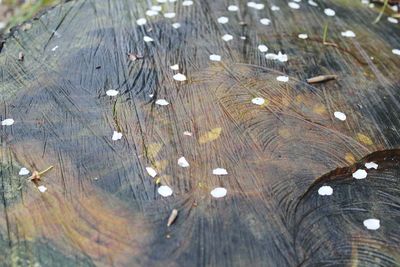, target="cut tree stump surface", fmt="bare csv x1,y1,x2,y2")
0,0,399,266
